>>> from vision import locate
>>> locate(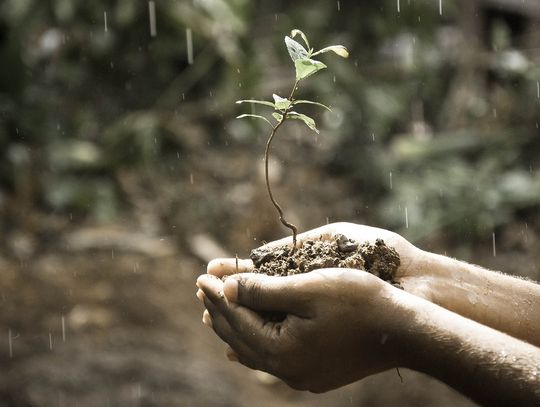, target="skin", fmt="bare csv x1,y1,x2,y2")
196,222,540,404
